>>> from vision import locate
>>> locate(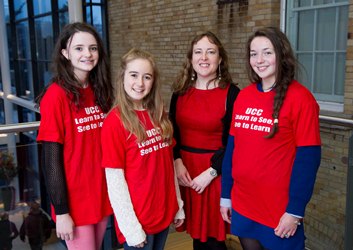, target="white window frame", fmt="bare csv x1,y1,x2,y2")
282,0,349,113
